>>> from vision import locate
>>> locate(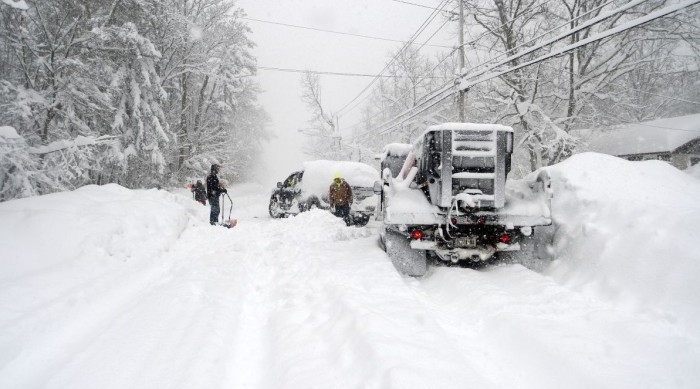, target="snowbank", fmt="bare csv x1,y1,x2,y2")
0,184,198,282
543,153,700,334
686,163,700,180
276,209,372,242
